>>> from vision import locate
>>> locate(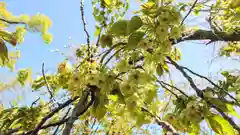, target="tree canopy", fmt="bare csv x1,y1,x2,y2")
0,0,240,134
